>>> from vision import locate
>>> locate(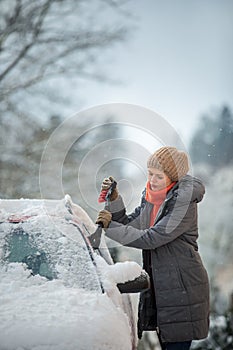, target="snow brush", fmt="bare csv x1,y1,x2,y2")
88,179,117,249
97,177,117,203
